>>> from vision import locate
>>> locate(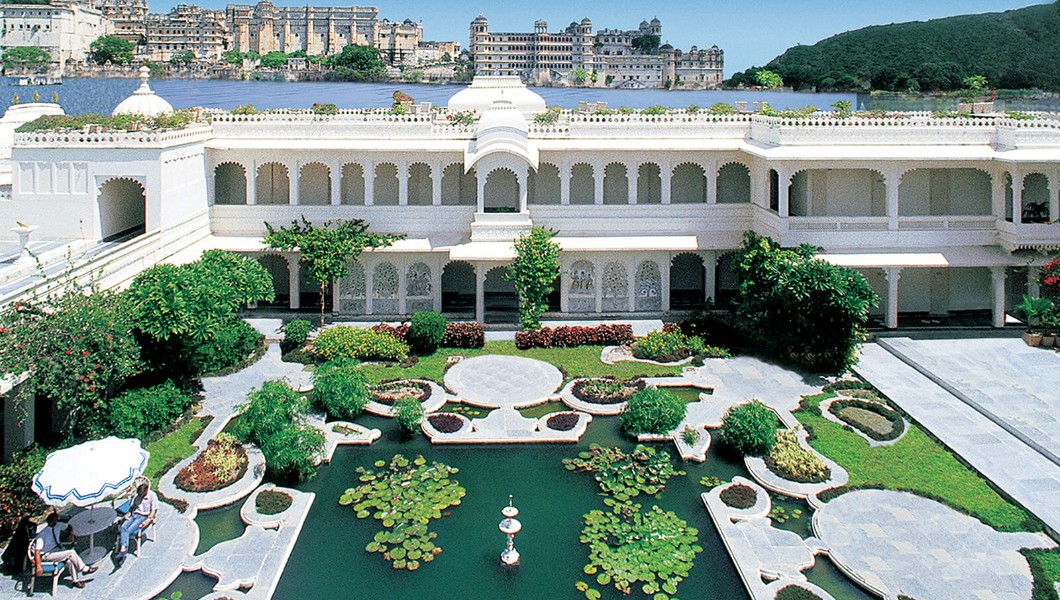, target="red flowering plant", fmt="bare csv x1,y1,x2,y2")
515,324,634,349
0,282,141,438
174,433,248,493
1042,256,1060,297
